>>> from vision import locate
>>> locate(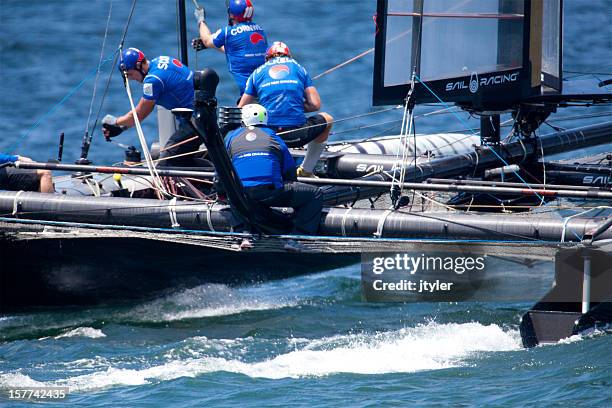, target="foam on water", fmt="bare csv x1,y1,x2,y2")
53,327,106,339
125,284,299,322
0,322,522,392
0,373,46,388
